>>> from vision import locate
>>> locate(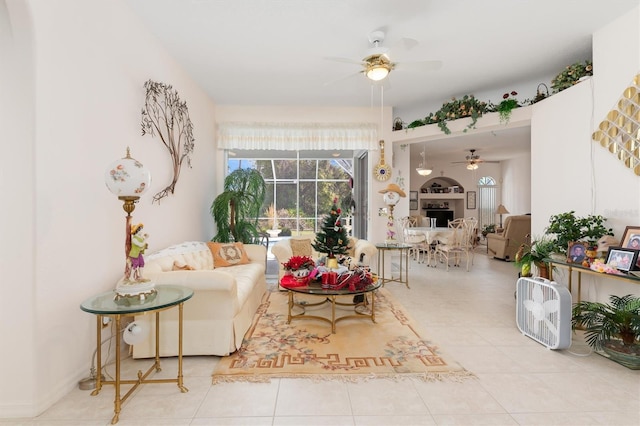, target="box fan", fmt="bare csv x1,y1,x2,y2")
516,277,572,349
